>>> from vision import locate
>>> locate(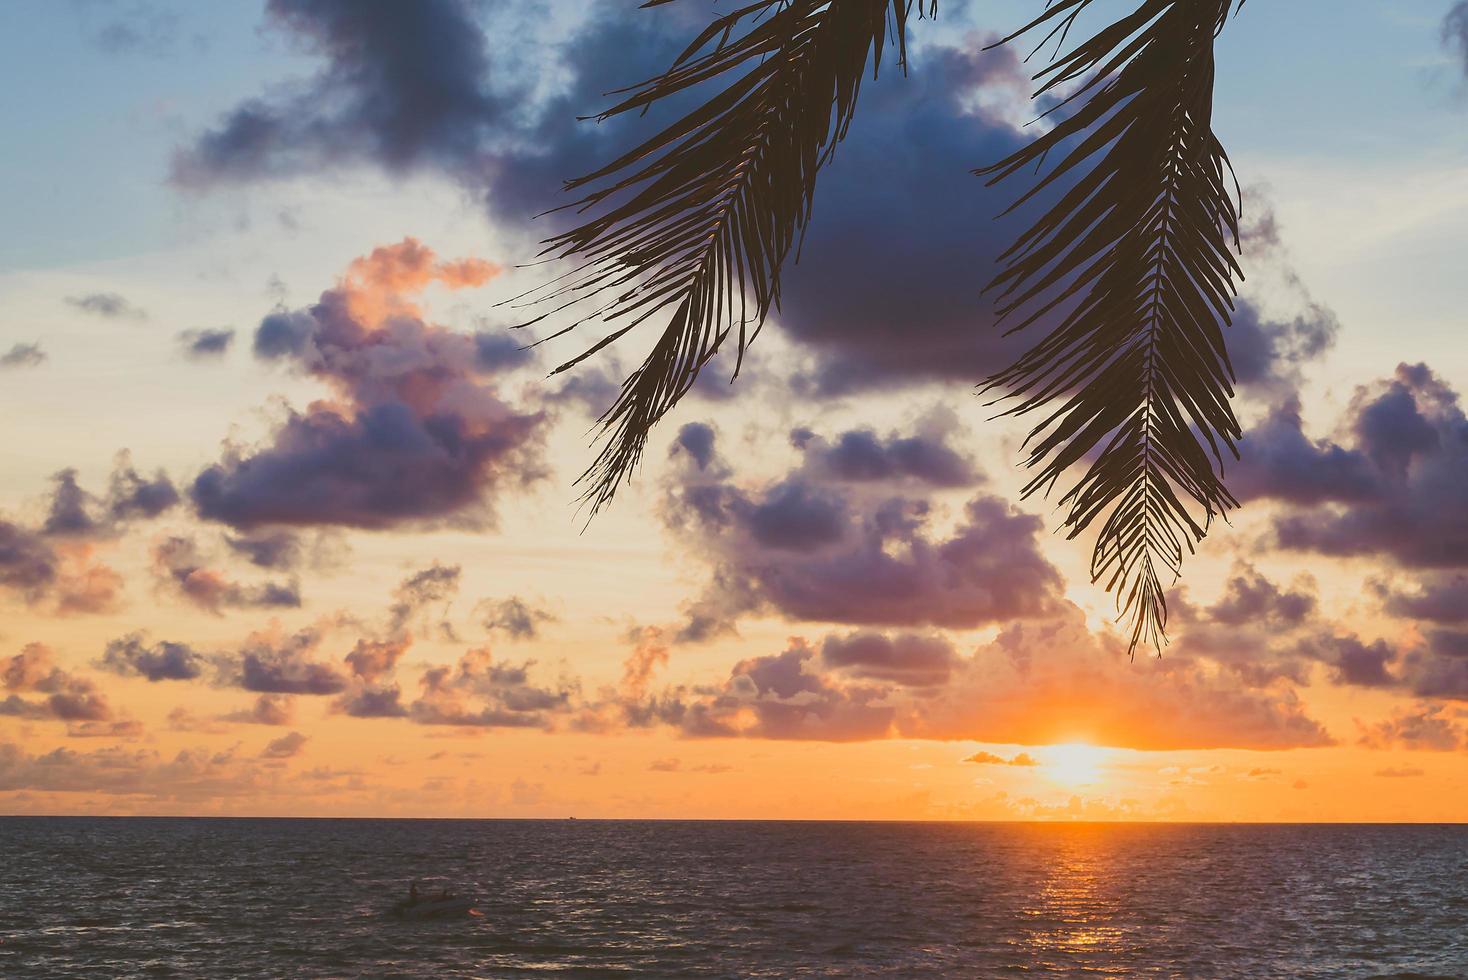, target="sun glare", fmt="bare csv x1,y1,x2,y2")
1045,743,1109,787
